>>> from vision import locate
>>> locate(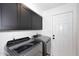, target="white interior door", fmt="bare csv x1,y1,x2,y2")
52,12,74,56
